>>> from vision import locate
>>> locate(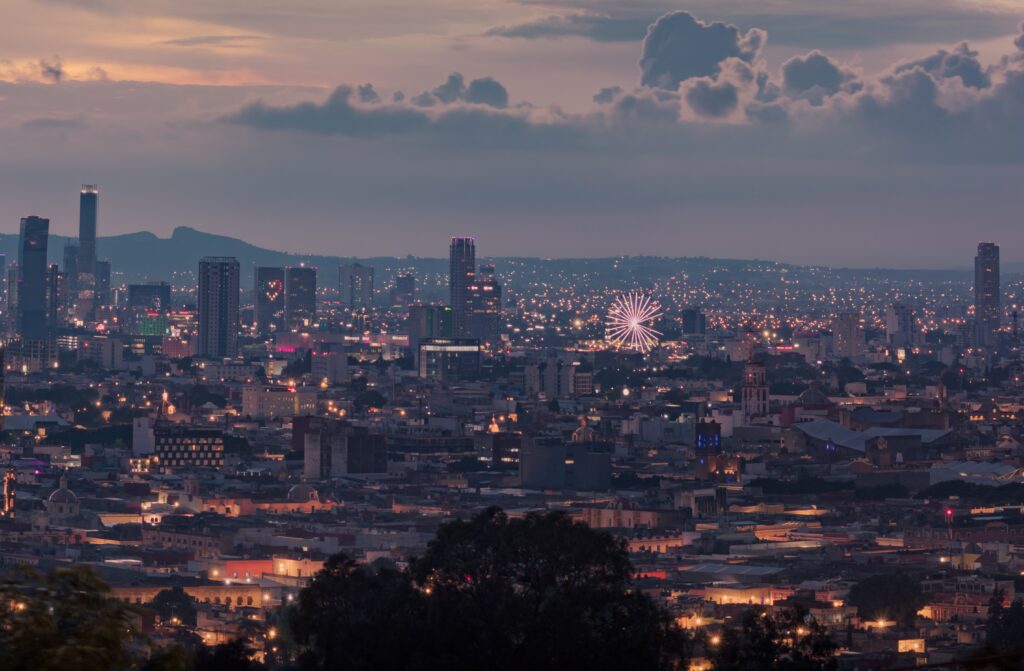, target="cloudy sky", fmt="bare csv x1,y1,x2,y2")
2,0,1023,266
